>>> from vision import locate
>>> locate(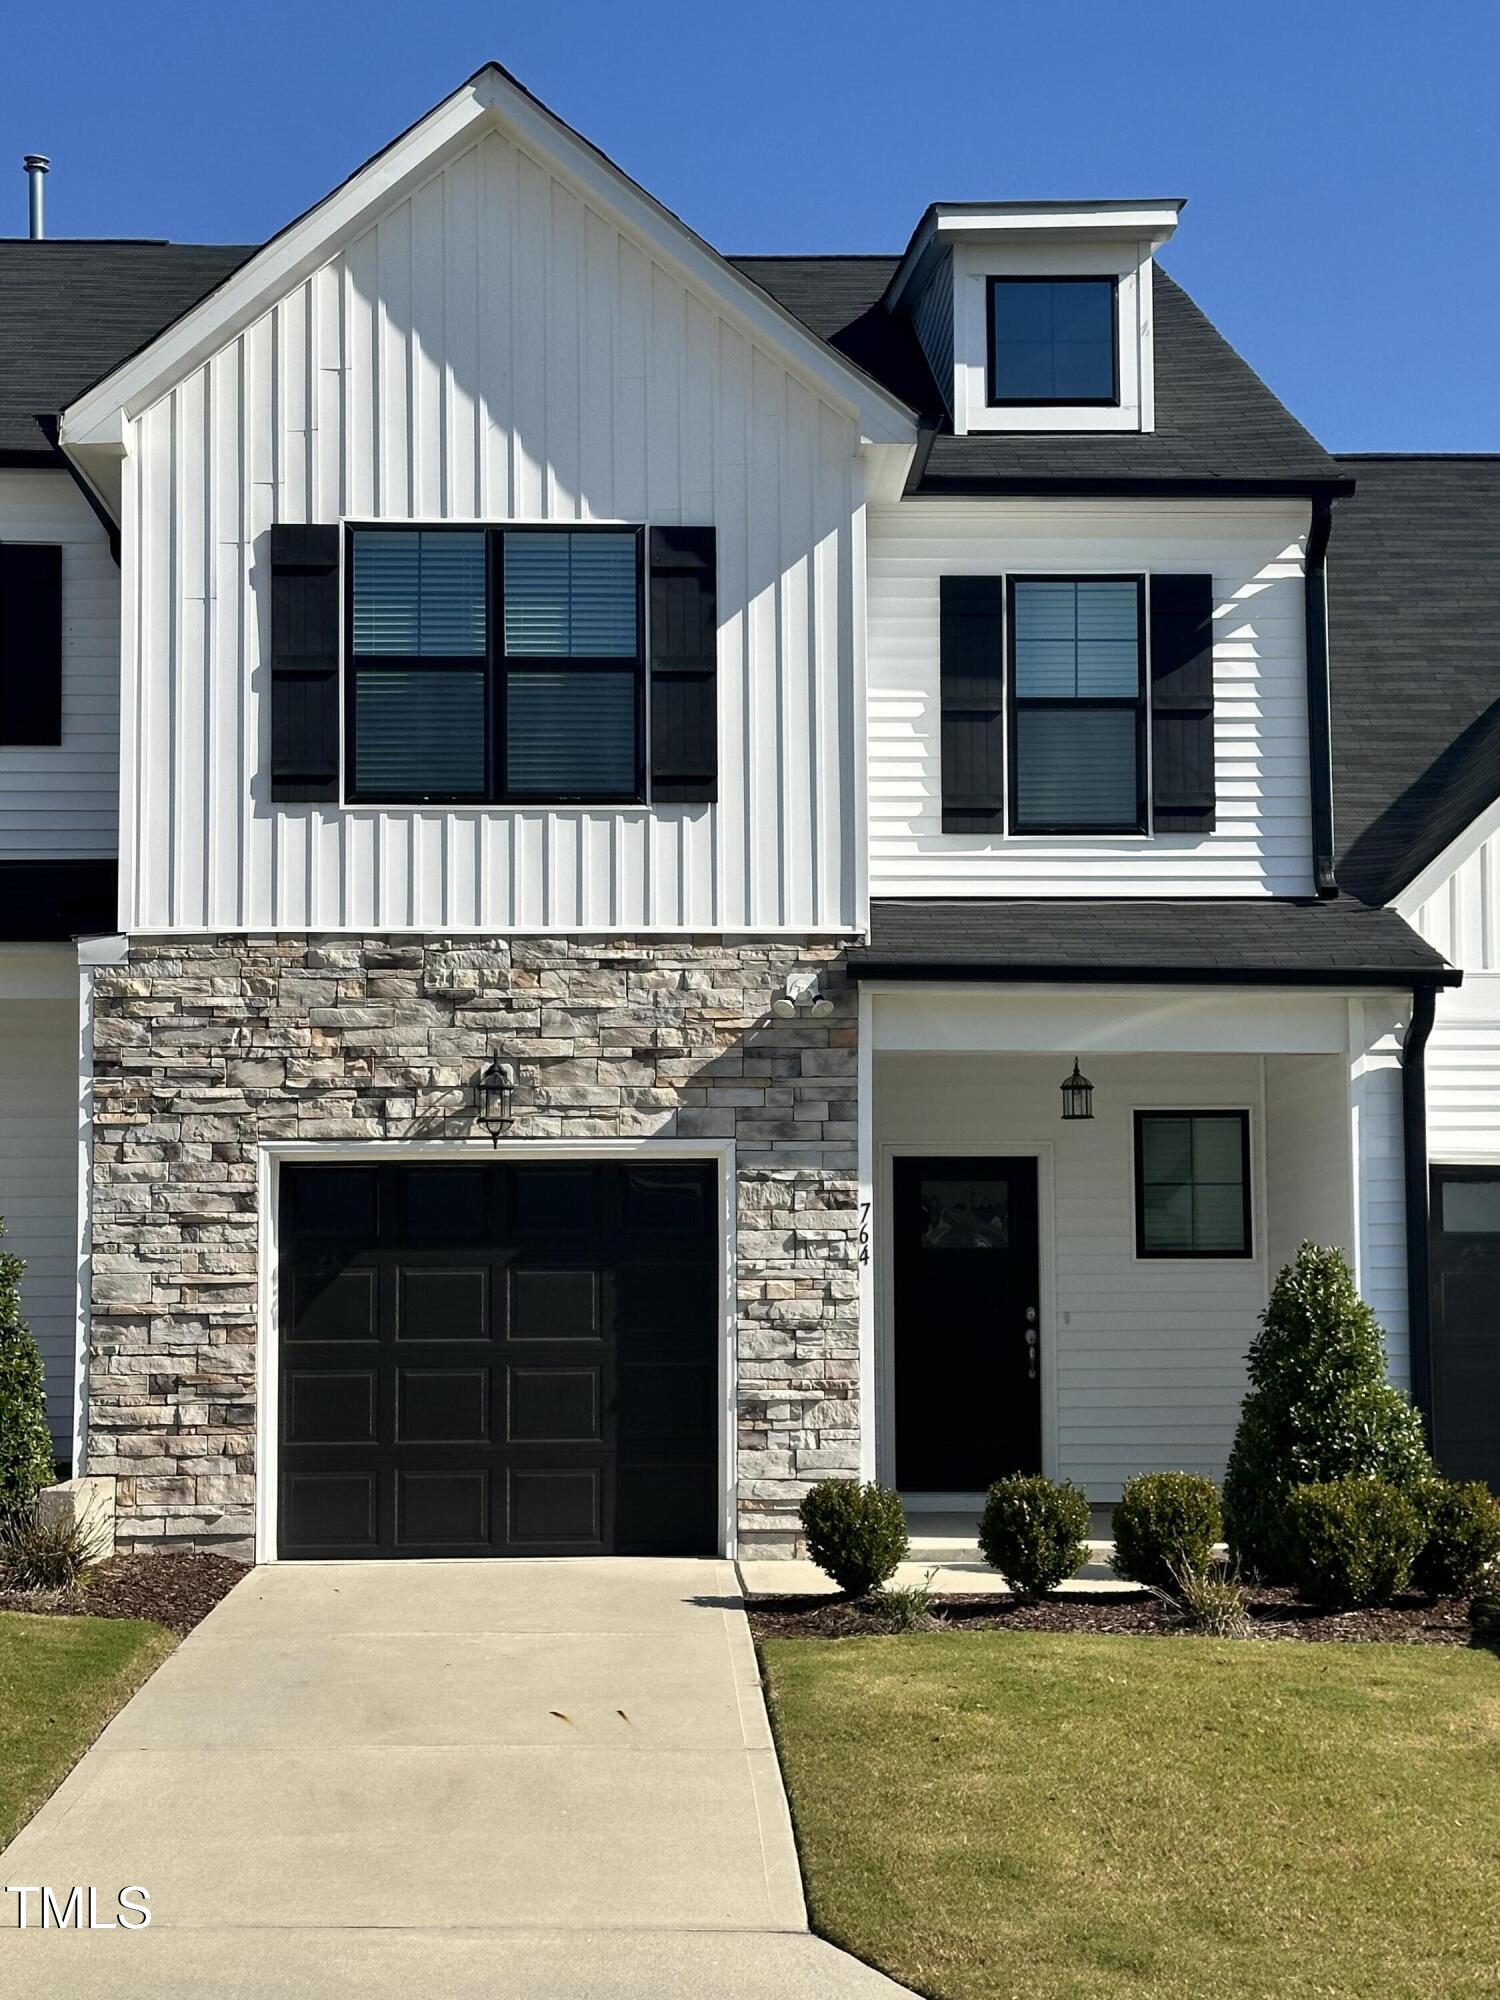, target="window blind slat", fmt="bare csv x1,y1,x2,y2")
353,666,486,795
352,531,486,656
504,532,637,657
506,670,636,795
